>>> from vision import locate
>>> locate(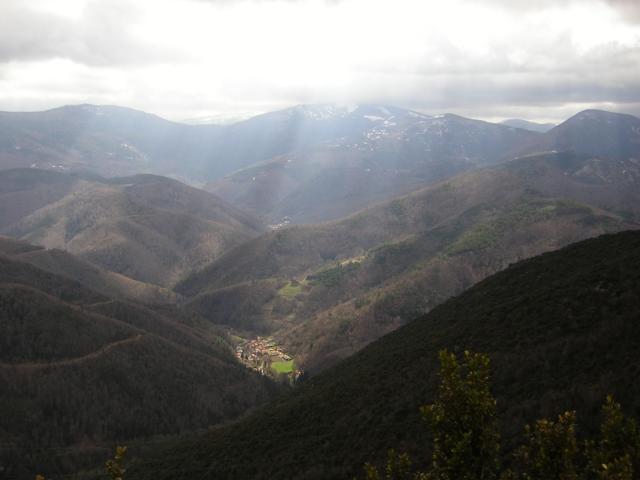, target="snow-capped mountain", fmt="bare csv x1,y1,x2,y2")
206,105,539,223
